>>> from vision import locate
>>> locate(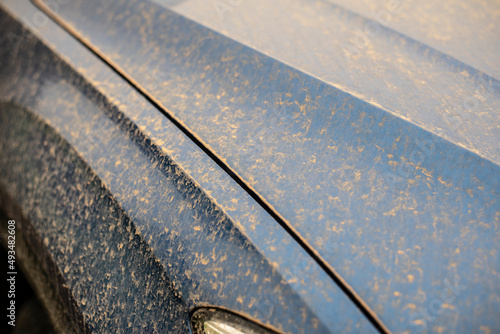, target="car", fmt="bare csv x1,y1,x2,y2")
0,0,498,333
